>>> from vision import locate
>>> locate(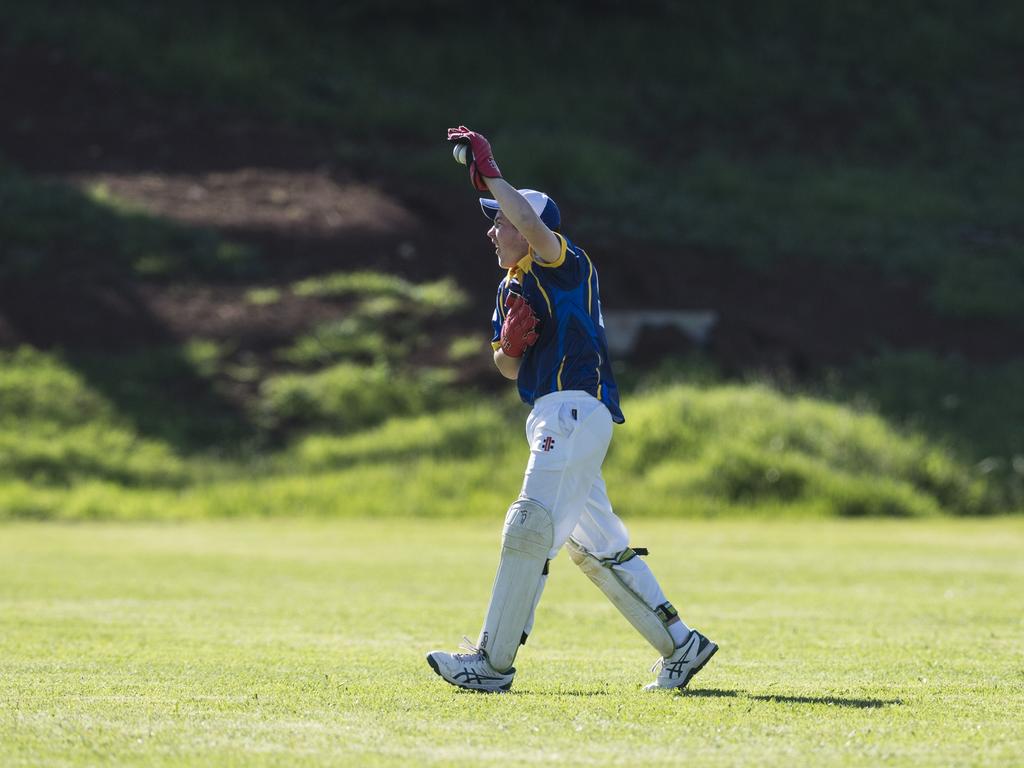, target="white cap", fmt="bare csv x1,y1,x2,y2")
479,189,561,230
